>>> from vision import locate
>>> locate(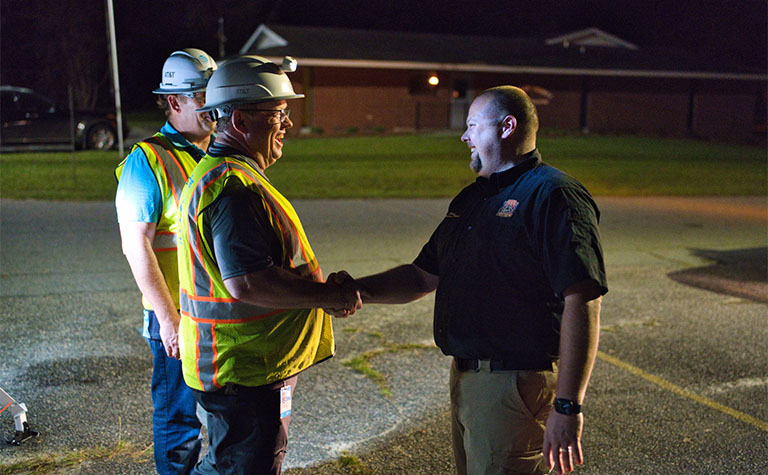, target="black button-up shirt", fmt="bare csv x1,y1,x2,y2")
414,149,607,365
